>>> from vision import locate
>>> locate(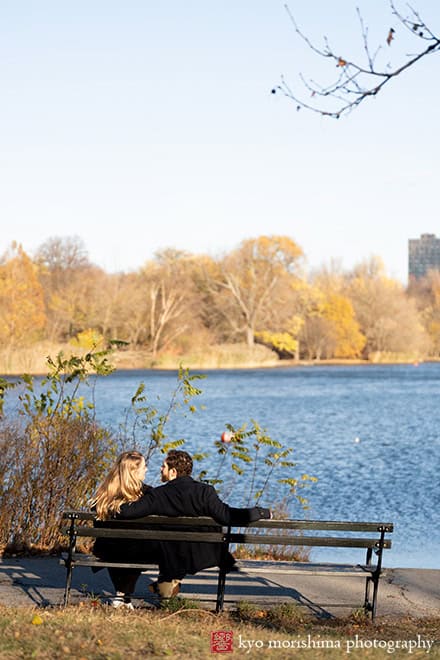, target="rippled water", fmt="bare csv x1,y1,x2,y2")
5,363,440,568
